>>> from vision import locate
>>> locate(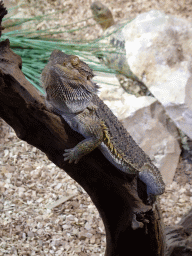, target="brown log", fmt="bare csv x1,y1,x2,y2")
0,3,165,255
